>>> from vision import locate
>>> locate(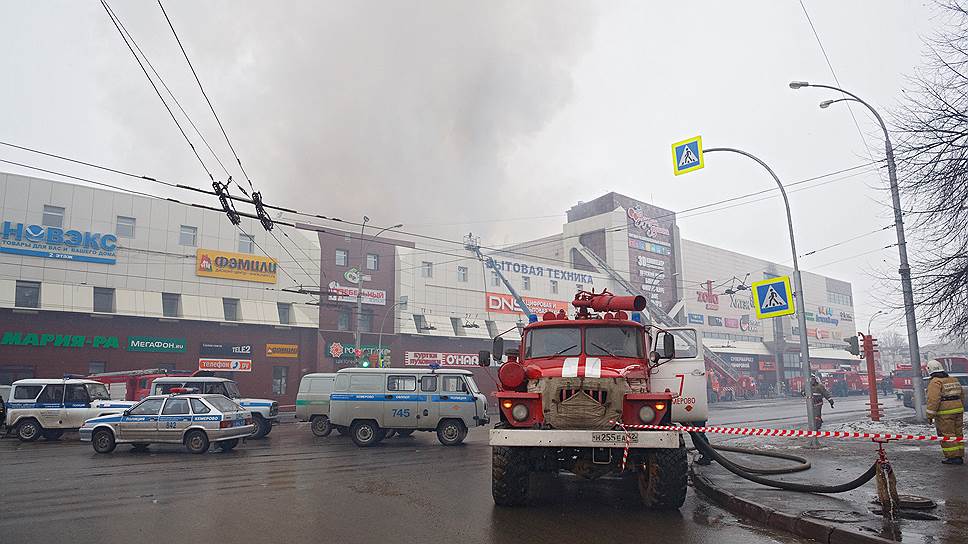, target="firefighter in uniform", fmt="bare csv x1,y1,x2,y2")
925,360,964,465
810,374,834,430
